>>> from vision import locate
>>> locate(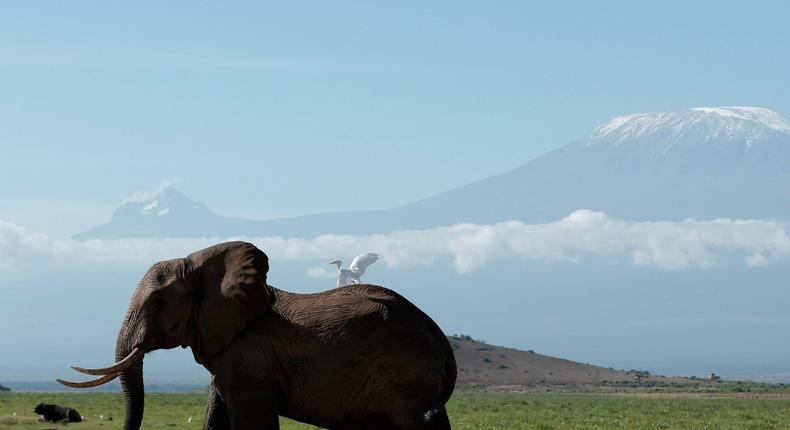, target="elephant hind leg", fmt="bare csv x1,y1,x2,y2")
385,406,452,430
330,416,400,430
331,407,450,430
421,406,450,430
